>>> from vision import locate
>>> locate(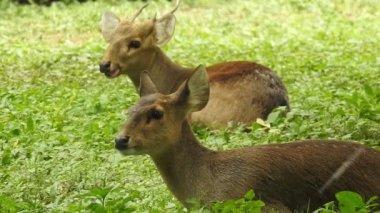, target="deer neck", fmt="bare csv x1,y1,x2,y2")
130,47,192,95
150,121,213,205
